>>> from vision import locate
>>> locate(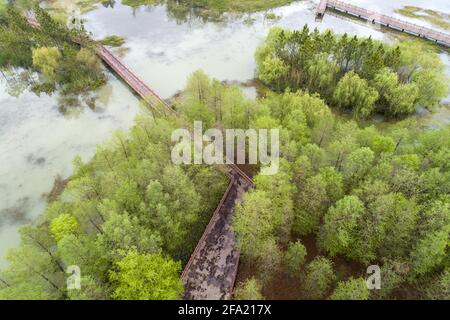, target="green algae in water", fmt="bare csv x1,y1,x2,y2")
395,6,450,31
100,35,126,47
